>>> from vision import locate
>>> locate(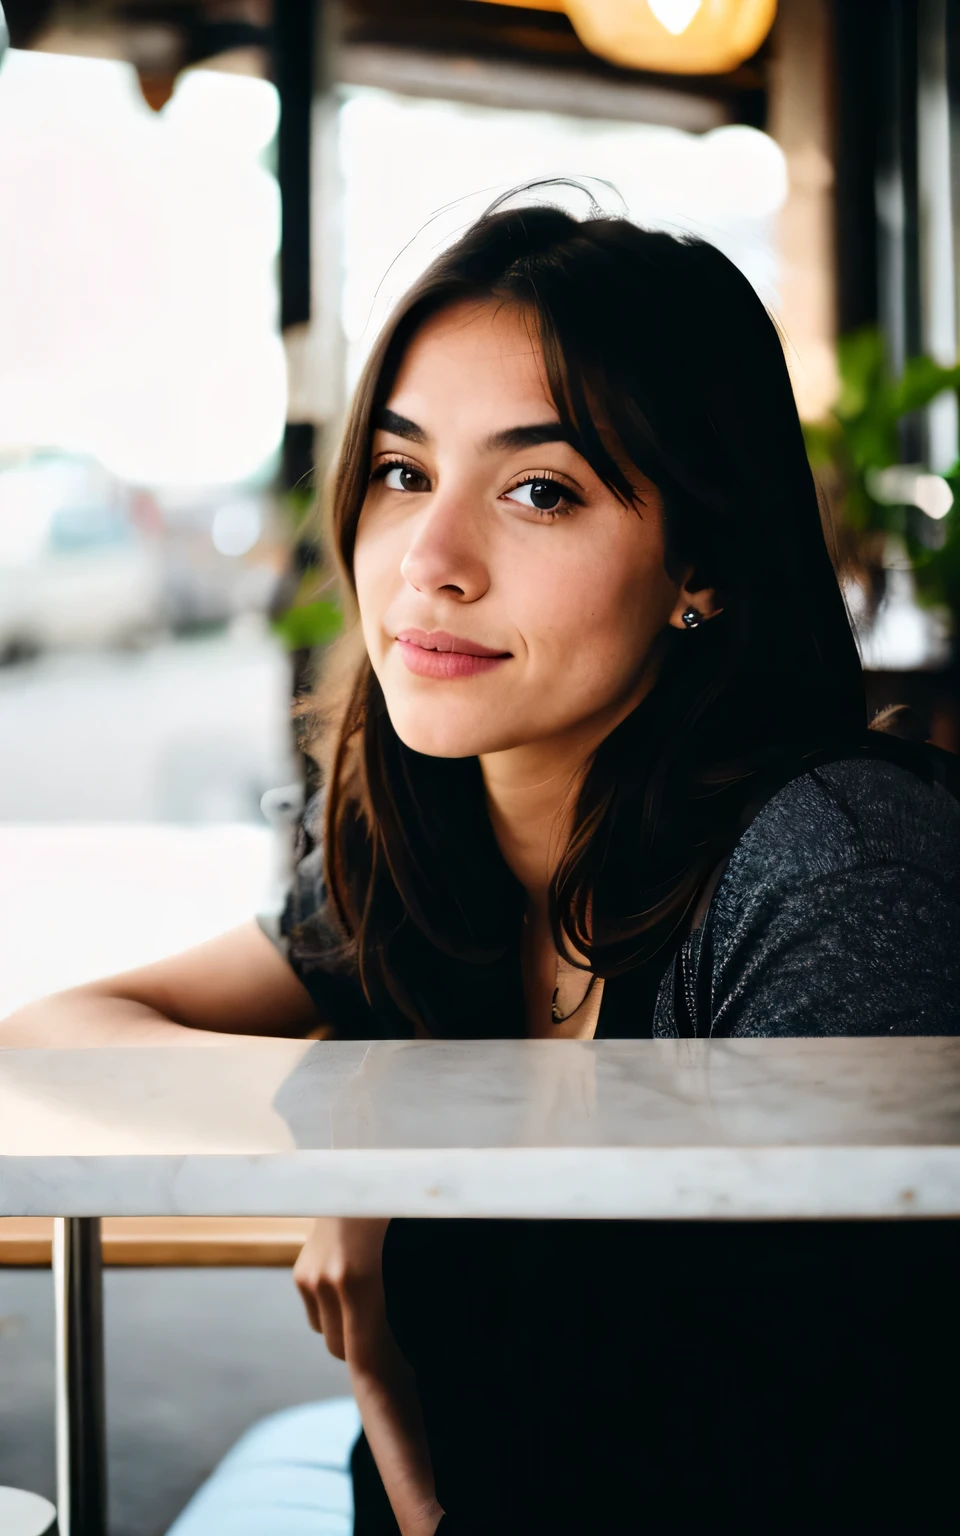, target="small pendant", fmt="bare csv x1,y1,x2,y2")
551,973,596,1025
